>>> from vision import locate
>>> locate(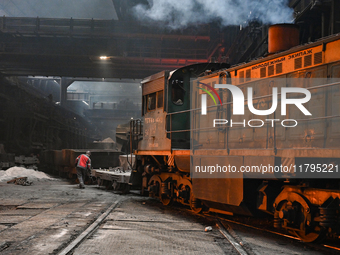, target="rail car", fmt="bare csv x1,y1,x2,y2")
130,24,340,242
